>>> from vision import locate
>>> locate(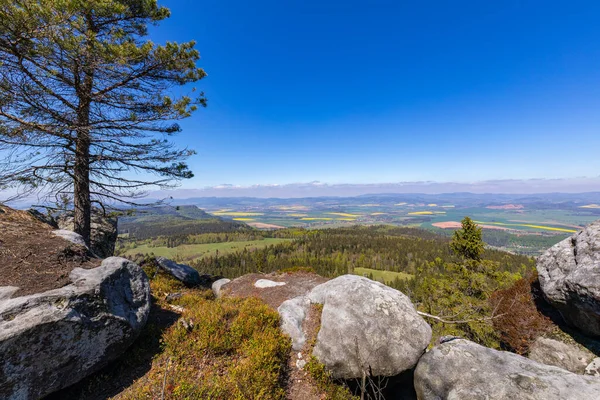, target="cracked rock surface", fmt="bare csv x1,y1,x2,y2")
415,339,600,400
537,221,600,336
0,257,150,400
